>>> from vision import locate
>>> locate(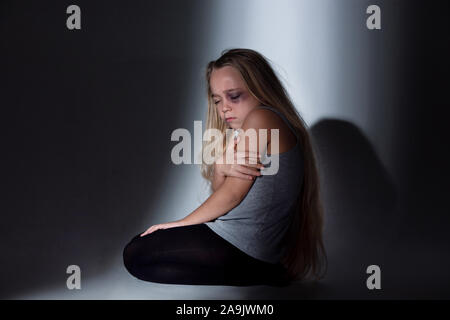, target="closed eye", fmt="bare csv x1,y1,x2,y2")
213,93,241,105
